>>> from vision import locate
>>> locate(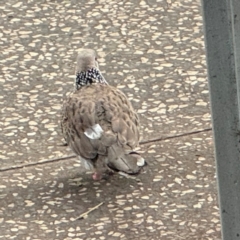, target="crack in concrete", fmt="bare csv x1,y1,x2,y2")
0,128,212,172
